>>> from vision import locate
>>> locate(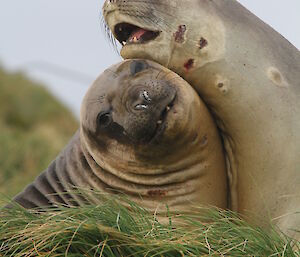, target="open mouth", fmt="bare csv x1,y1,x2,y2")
114,23,160,46
150,95,176,142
